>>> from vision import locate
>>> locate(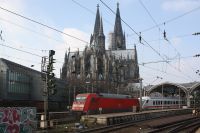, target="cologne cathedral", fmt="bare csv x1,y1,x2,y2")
61,4,139,94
